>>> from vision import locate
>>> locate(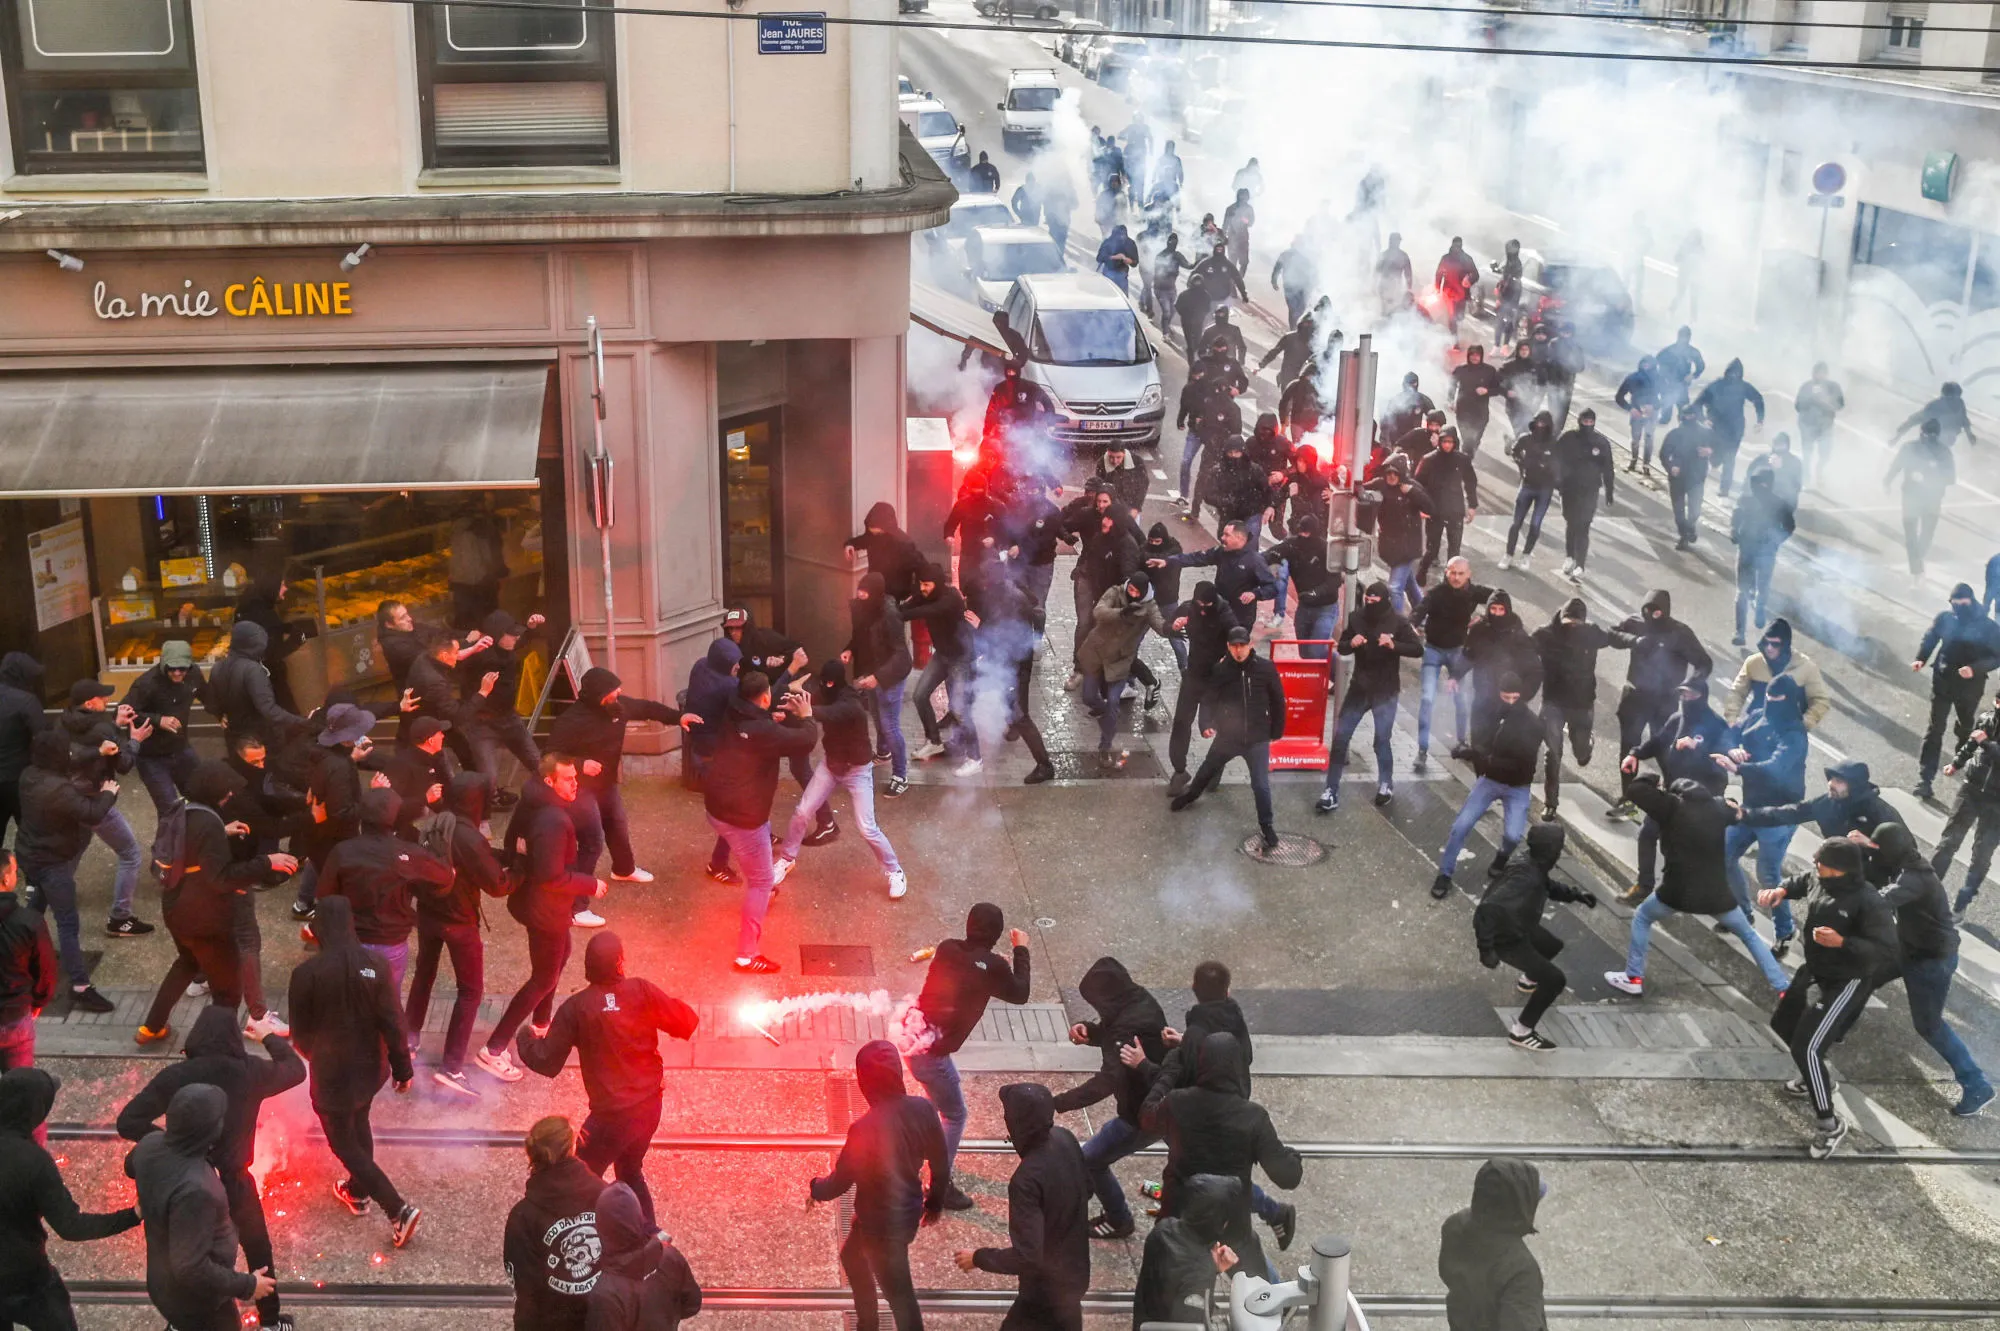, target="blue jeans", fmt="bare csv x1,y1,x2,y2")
1439,777,1532,876
1080,674,1128,750
709,815,777,959
1625,895,1788,991
1270,558,1290,618
1386,561,1418,615
136,749,197,818
1080,1114,1157,1229
1418,645,1470,753
1178,429,1202,494
1735,546,1779,641
1324,698,1397,791
1507,487,1553,556
362,939,410,1000
1723,822,1797,938
779,762,901,873
94,806,144,922
1296,602,1339,660
1903,954,1990,1094
25,855,88,988
871,680,909,779
905,1050,966,1169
